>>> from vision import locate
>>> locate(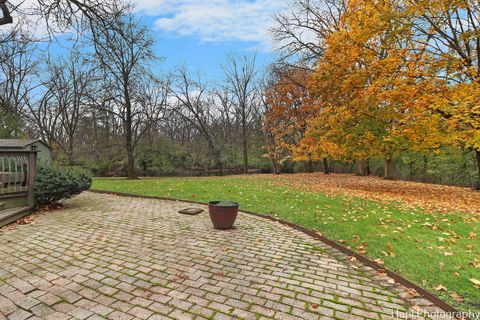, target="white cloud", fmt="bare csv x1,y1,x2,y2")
133,0,289,47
